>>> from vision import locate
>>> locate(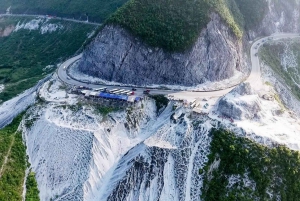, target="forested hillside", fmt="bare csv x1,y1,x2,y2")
202,129,300,200
0,0,129,22
0,16,96,102
108,0,267,51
